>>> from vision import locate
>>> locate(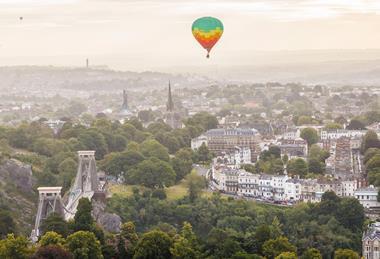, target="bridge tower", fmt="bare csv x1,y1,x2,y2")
30,187,64,242
65,151,103,220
